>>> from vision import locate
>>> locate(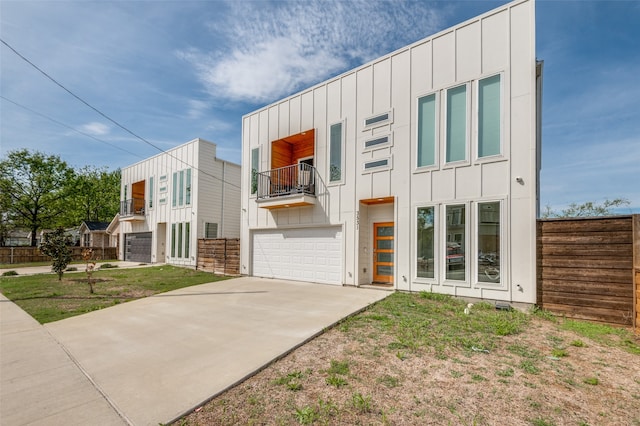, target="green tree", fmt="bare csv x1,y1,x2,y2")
0,149,76,246
68,166,121,223
541,198,630,218
40,228,72,280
